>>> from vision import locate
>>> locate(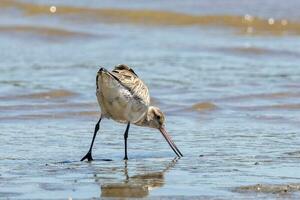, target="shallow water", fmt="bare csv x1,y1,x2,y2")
1,0,300,199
